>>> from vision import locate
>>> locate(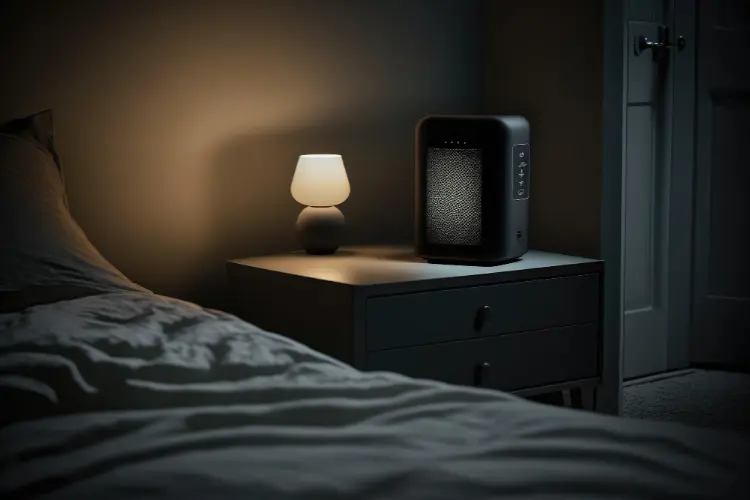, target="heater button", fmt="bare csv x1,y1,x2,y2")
512,144,530,200
514,144,529,162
